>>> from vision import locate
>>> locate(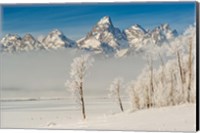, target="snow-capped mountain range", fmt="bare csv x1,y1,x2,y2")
0,16,178,54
